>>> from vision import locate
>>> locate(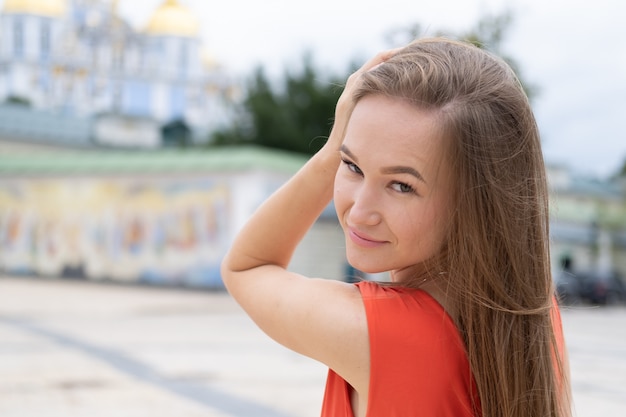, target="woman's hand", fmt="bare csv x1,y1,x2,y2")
323,48,401,154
